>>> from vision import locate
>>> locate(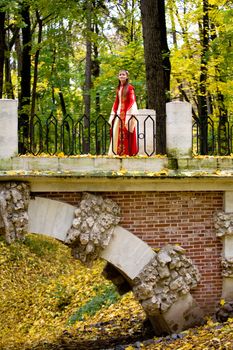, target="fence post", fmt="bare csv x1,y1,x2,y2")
137,109,156,156
166,101,192,158
0,99,18,159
